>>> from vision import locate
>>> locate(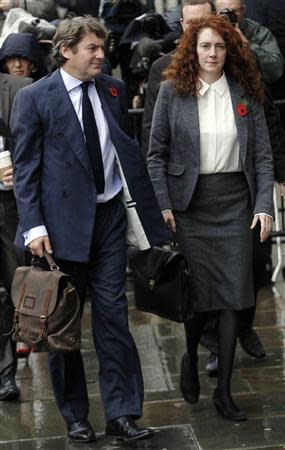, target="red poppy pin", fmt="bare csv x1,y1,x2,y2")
109,87,118,97
236,99,249,117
